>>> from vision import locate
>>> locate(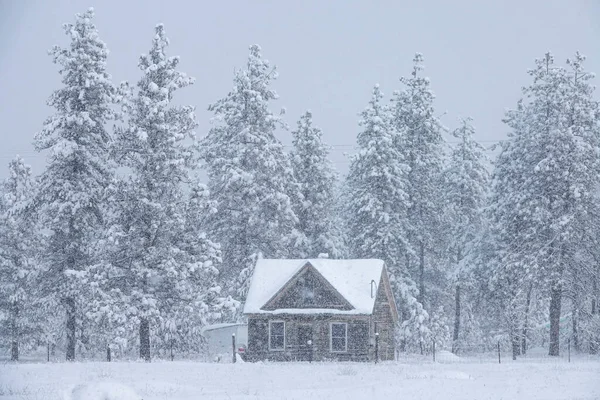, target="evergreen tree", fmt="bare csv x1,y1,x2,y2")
520,53,599,356
561,52,600,354
443,118,489,353
489,53,600,357
487,97,537,359
345,85,427,351
160,182,239,355
391,53,447,310
200,44,300,300
104,24,222,361
0,157,38,361
32,8,116,361
290,111,344,258
346,84,410,272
